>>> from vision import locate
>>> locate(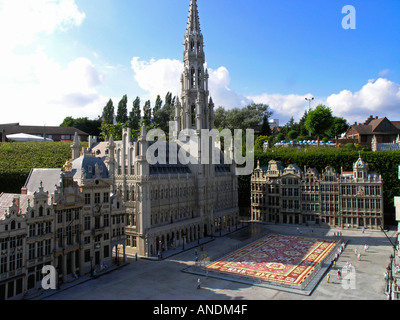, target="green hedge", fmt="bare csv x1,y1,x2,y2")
2,143,399,225
238,148,400,225
0,142,73,194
